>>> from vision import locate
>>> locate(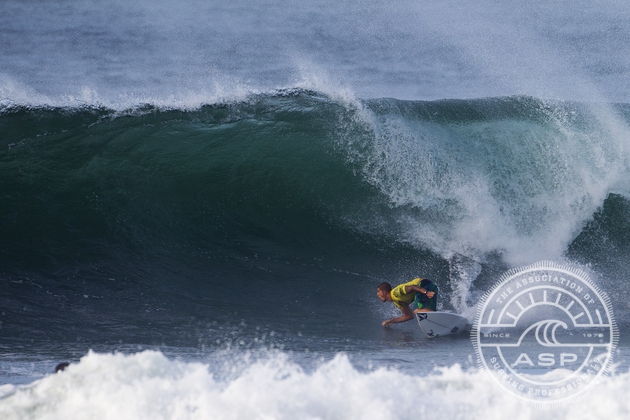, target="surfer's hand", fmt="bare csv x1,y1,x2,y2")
382,319,394,327
426,291,435,298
